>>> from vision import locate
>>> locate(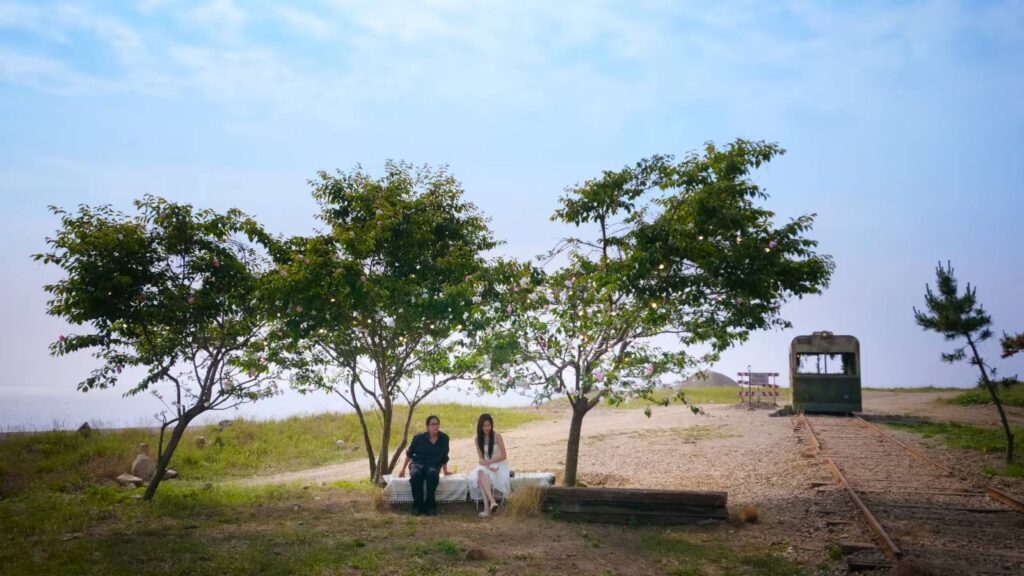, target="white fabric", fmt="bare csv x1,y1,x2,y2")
381,473,469,504
468,441,511,498
469,471,555,503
